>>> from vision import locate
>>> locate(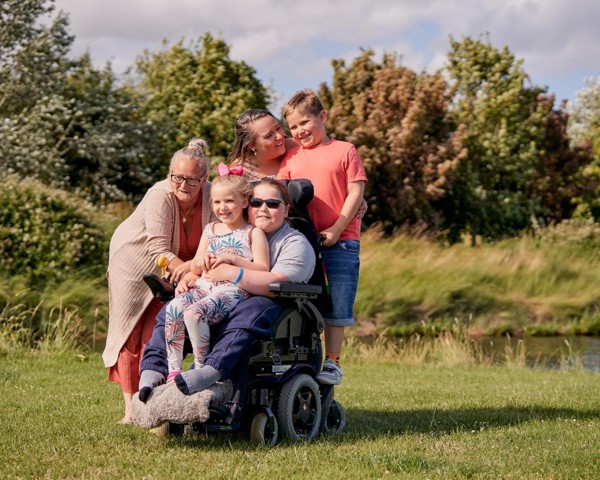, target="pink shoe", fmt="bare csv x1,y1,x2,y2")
166,370,181,383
